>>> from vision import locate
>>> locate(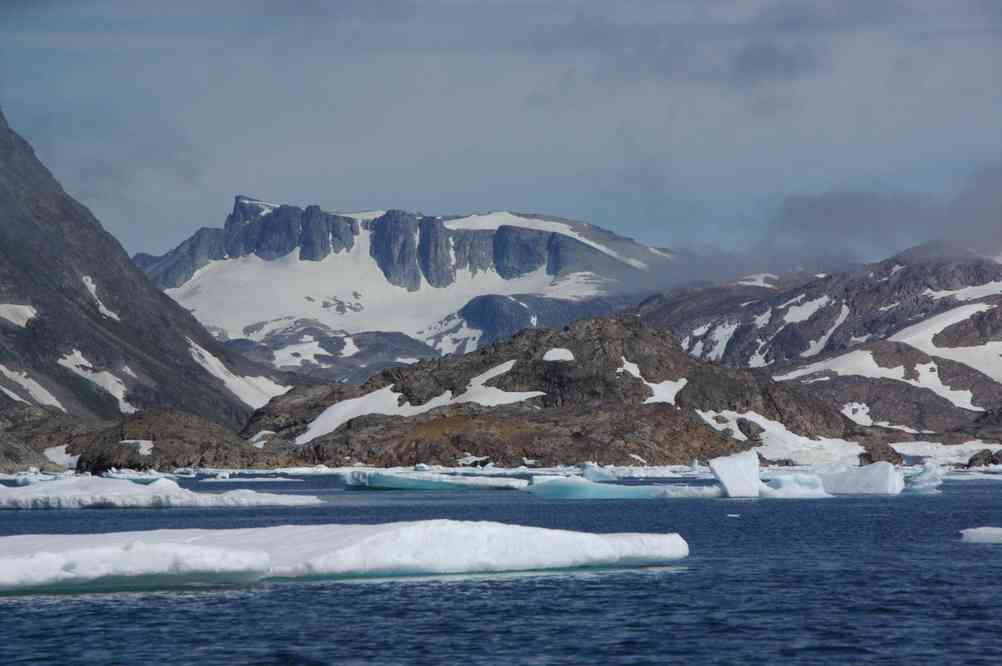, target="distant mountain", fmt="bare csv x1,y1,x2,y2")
241,317,889,468
638,242,1002,438
0,108,291,431
135,196,684,380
